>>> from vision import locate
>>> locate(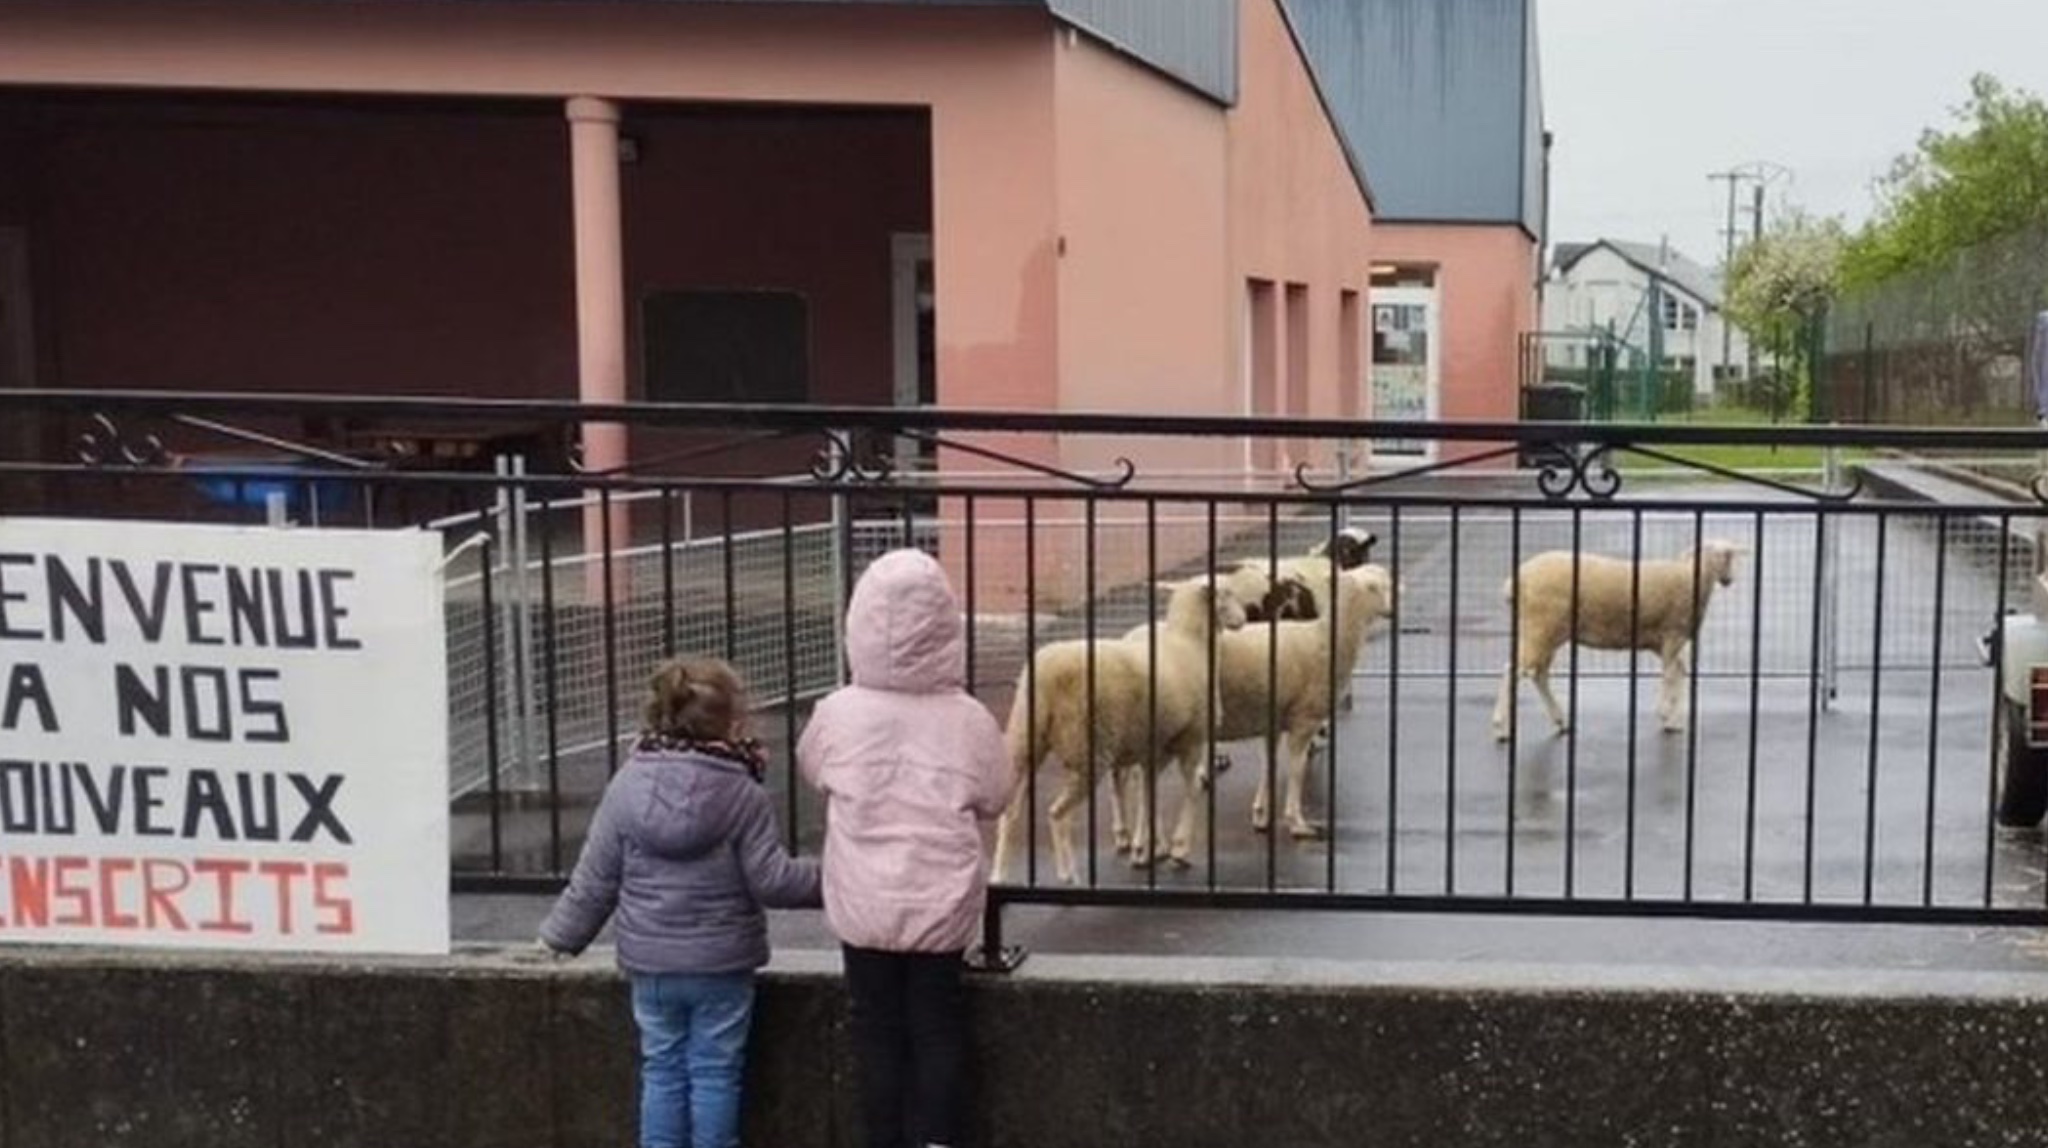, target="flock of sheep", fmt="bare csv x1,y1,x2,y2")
990,525,1750,886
